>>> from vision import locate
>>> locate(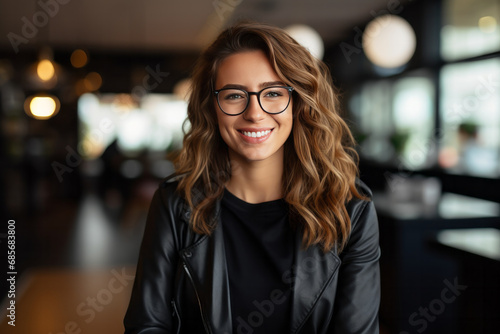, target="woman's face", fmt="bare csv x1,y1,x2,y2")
214,50,293,164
